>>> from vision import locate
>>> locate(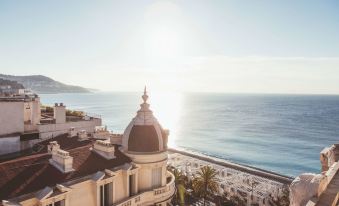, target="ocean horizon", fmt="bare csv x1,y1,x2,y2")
40,92,339,177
